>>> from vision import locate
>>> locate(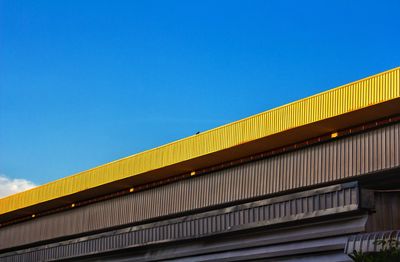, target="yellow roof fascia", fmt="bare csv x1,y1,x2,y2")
0,67,399,217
